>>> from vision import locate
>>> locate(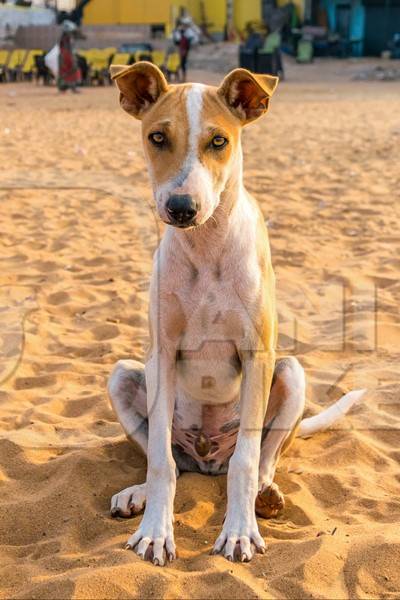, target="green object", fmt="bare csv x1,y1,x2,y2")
259,32,281,54
297,39,313,63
